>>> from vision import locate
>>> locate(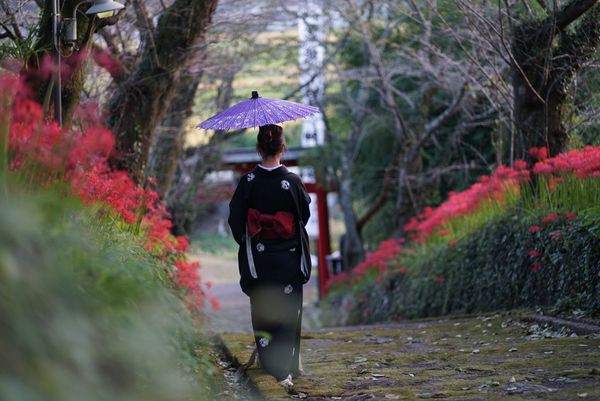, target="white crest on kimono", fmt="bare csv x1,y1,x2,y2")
284,284,294,294
259,337,270,347
247,173,255,181
280,179,290,190
256,243,265,252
